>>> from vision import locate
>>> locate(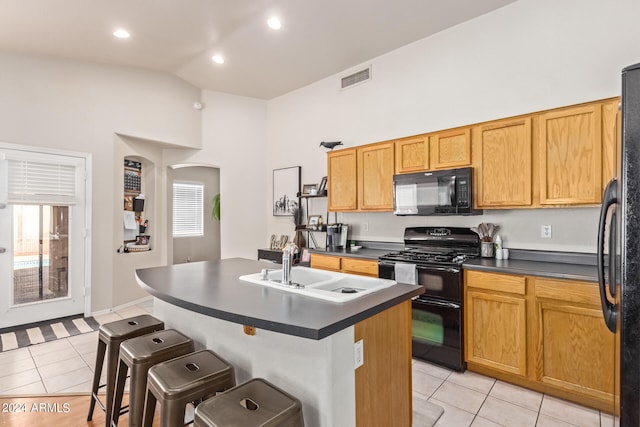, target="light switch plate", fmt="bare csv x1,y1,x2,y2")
354,339,364,368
